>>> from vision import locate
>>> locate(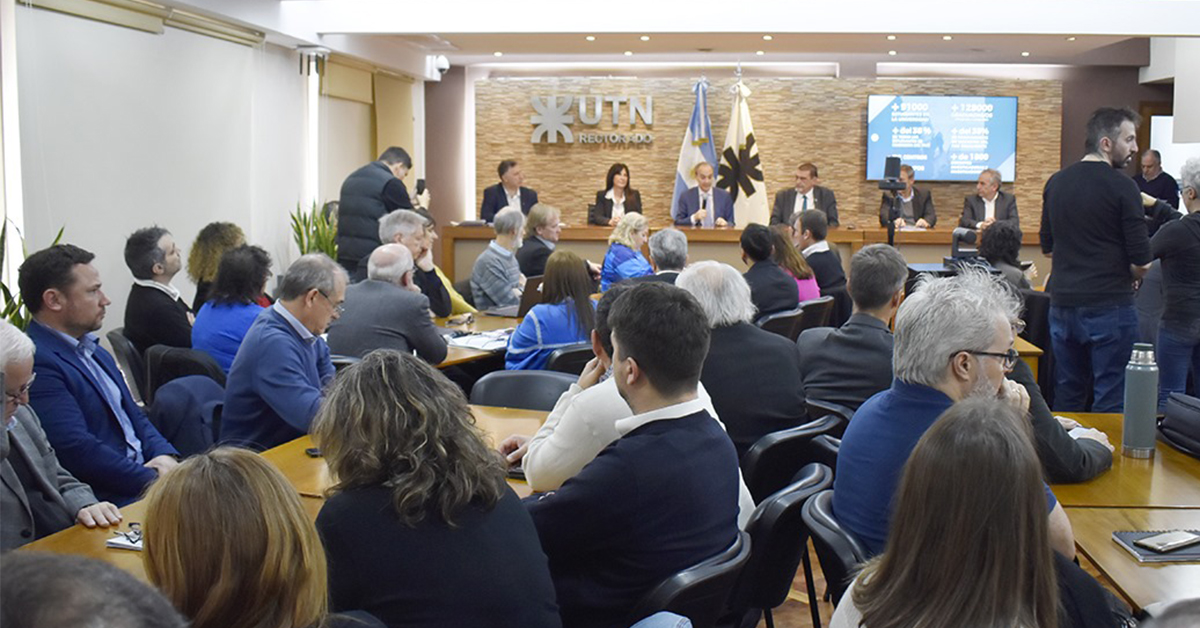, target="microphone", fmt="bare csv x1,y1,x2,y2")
696,194,708,227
